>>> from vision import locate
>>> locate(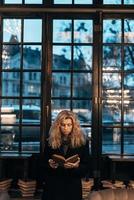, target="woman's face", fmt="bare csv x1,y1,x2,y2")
60,118,73,137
